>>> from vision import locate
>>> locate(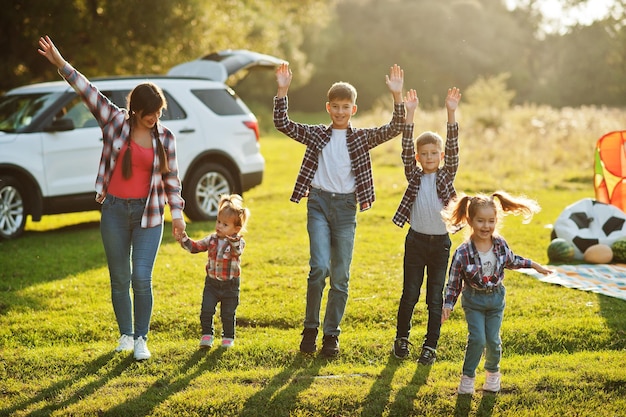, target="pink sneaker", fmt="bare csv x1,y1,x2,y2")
222,338,235,348
199,335,214,349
